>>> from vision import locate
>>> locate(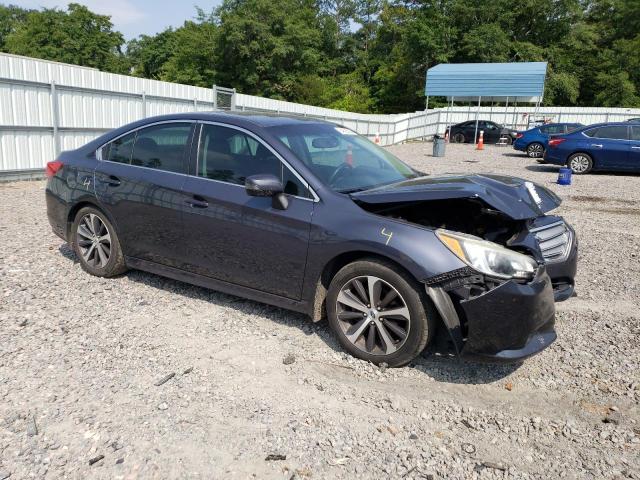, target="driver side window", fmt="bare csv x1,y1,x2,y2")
197,124,309,198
